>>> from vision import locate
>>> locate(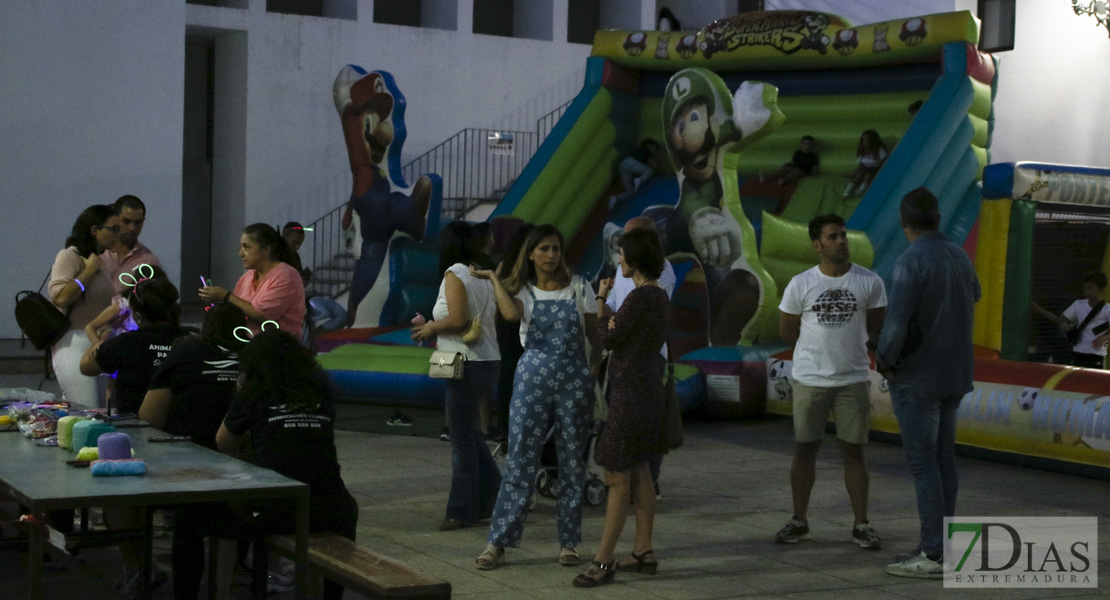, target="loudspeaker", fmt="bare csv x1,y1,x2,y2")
979,0,1016,52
